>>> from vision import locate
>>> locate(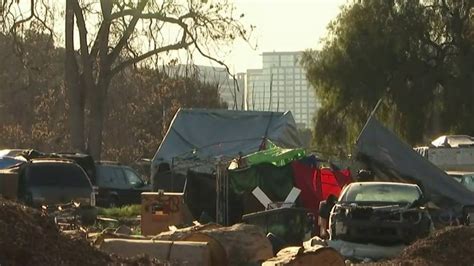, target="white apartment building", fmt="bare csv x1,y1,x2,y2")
246,51,320,128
